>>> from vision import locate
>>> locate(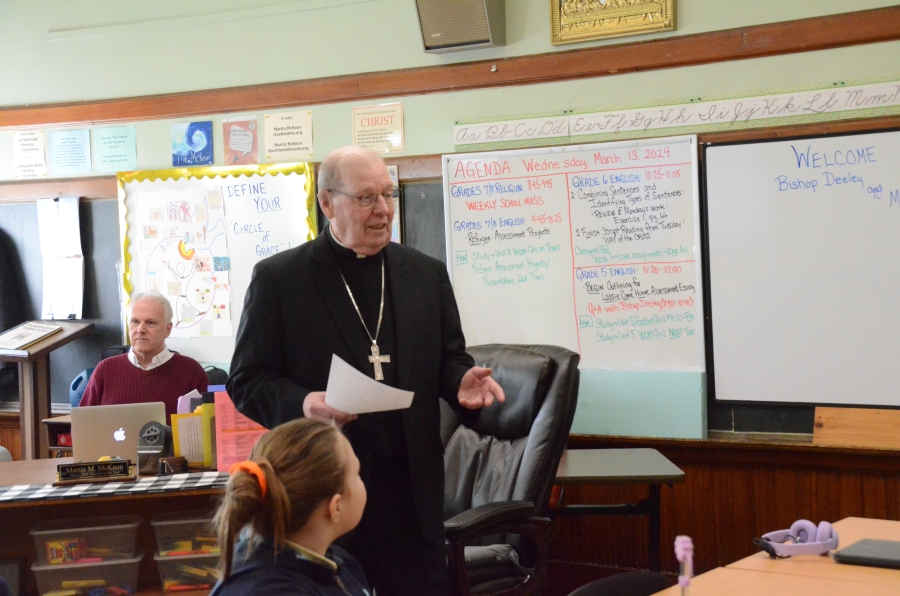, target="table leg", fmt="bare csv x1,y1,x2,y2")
649,483,661,572
18,357,51,460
